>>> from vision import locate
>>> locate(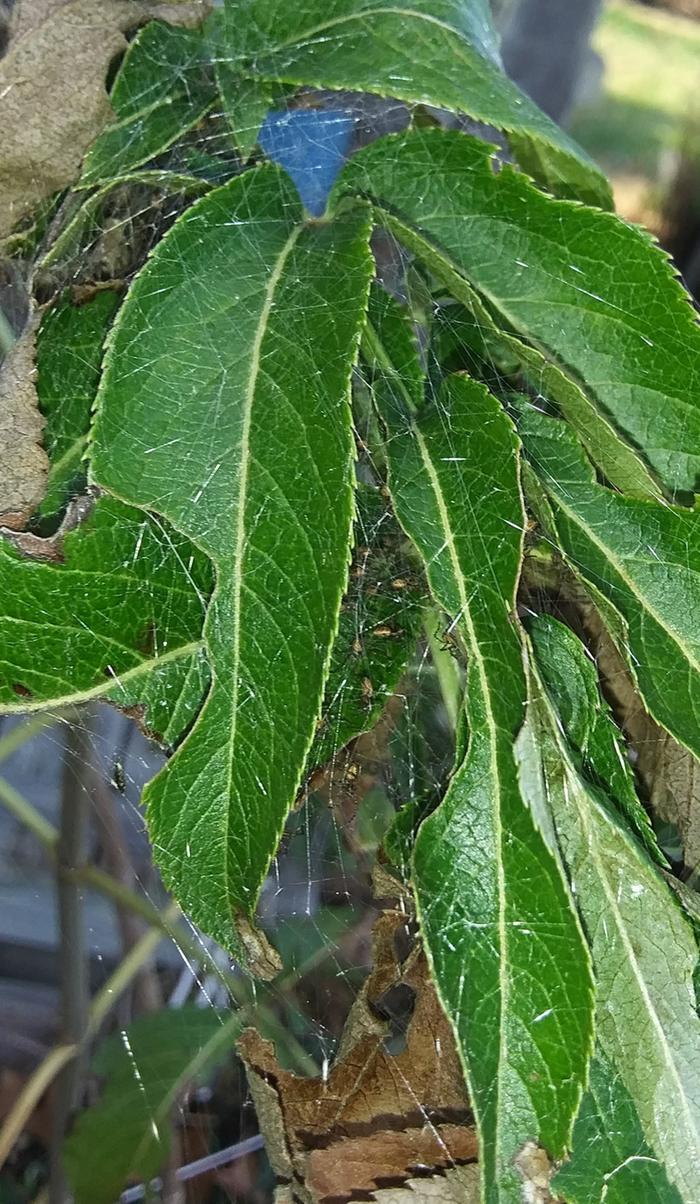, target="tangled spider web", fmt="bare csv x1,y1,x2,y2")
0,74,466,1198
1,4,695,1202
